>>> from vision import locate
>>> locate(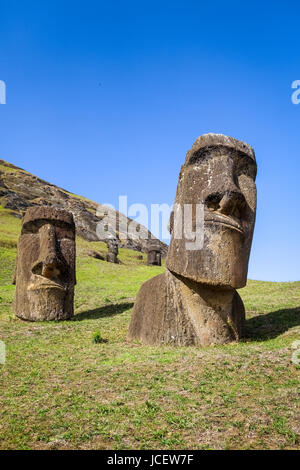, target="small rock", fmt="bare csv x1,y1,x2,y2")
86,250,105,261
